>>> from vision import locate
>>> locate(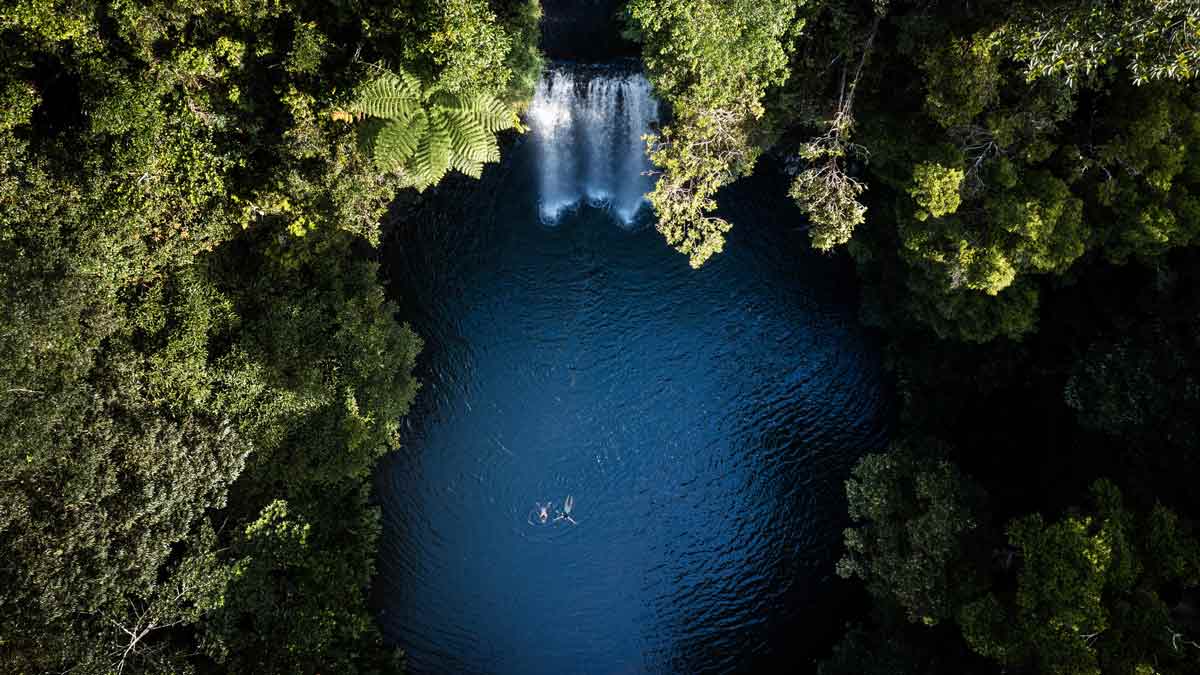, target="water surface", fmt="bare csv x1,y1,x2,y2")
375,69,890,674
